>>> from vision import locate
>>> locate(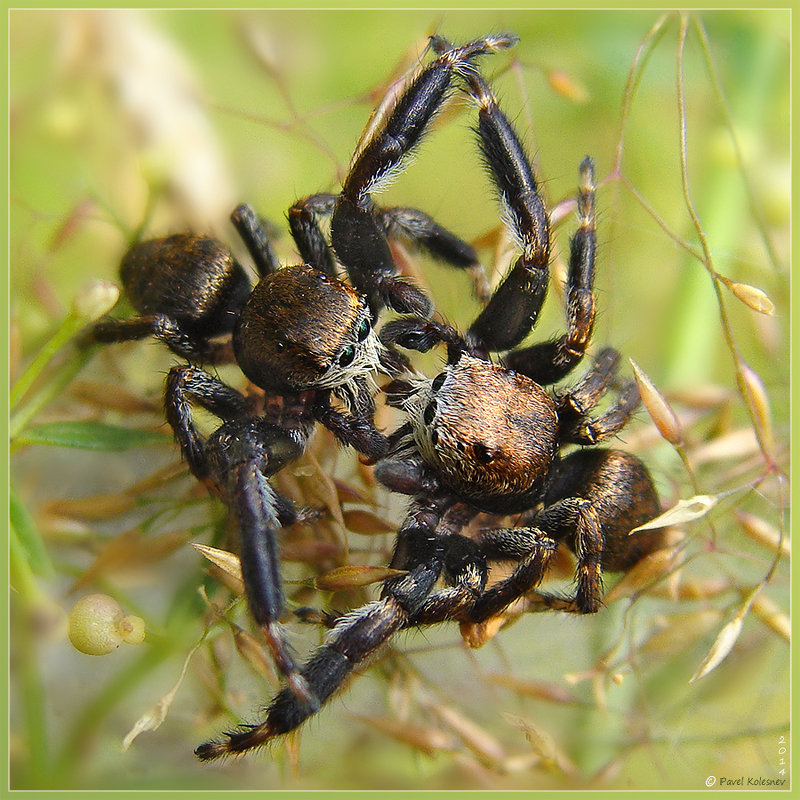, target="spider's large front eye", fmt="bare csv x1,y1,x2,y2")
356,318,370,342
431,372,447,392
338,345,356,367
